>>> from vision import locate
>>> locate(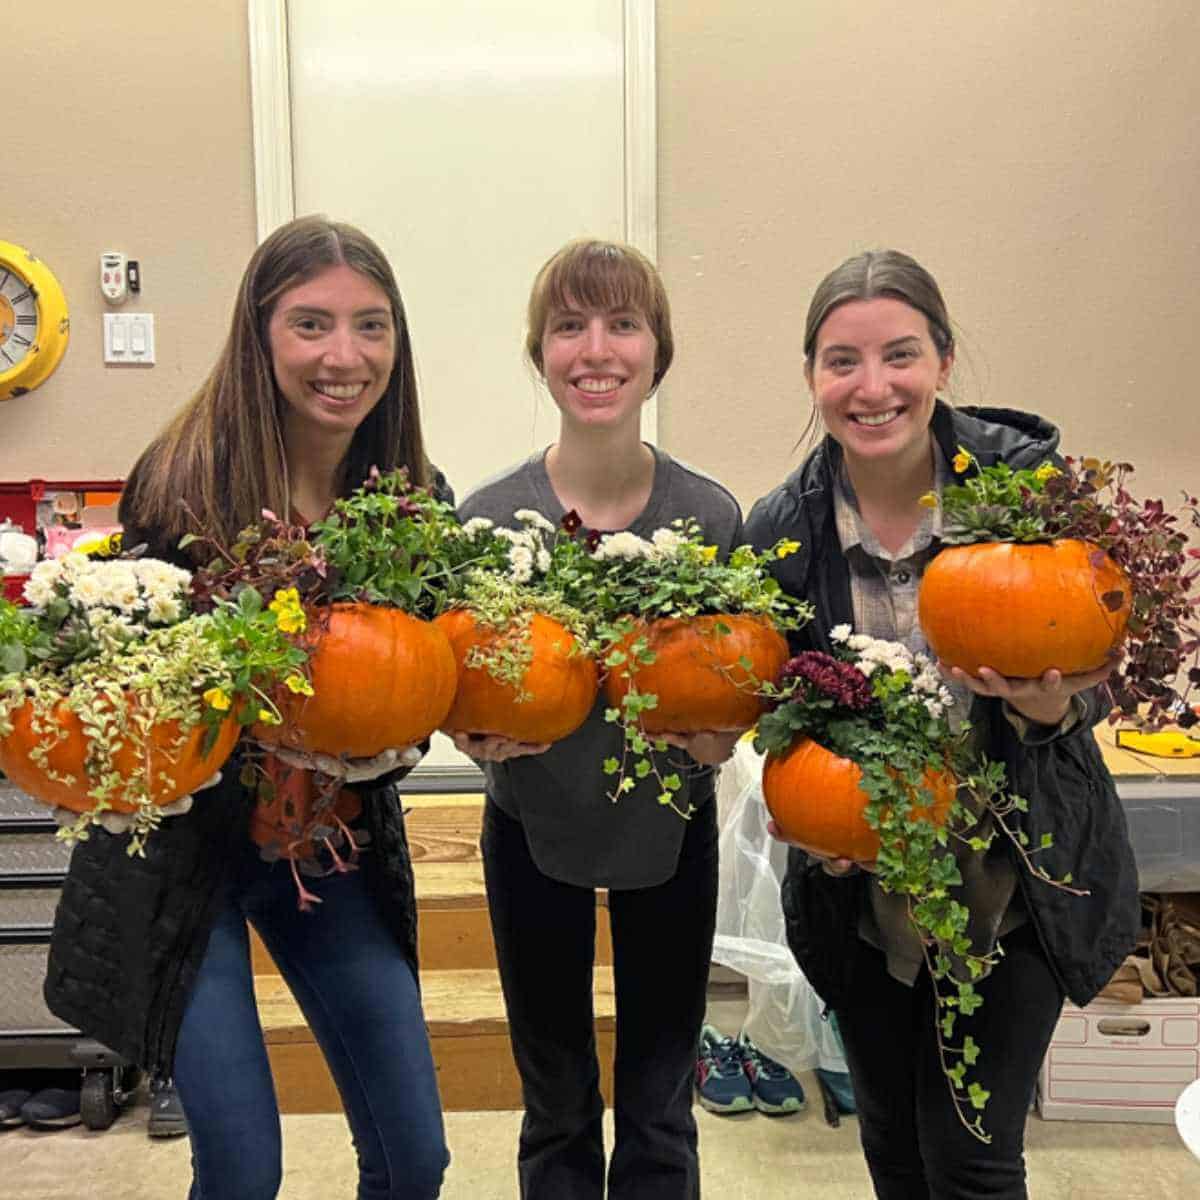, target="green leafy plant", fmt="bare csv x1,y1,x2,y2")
0,552,308,852
927,449,1200,728
755,629,1084,1142
578,519,809,814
